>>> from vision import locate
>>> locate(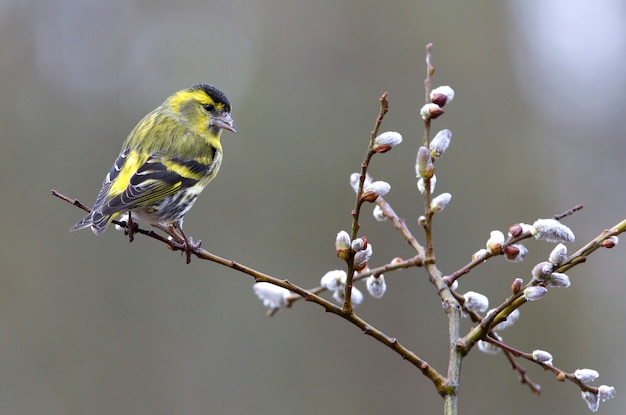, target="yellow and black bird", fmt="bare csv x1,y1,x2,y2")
71,84,236,261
